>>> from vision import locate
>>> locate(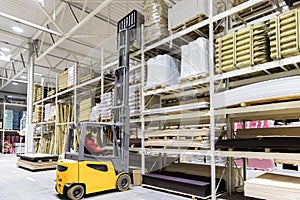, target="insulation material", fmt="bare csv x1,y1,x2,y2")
168,0,217,30
180,37,209,79
58,70,68,91
245,173,300,200
100,92,113,120
214,75,300,108
68,65,78,87
144,0,169,44
269,8,300,60
79,98,93,122
145,54,180,89
90,103,101,122
129,84,141,117
44,103,55,122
